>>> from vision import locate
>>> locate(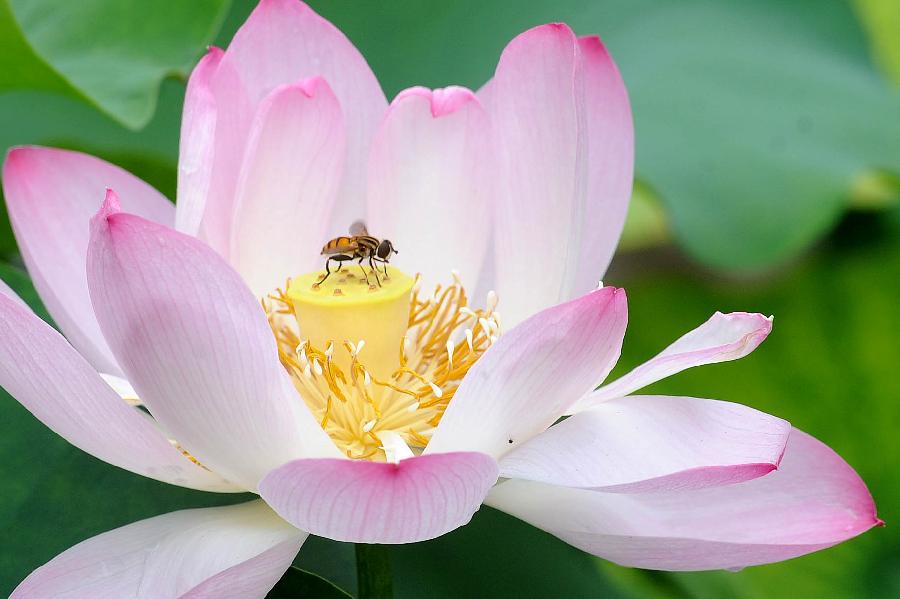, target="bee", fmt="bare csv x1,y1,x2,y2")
319,221,398,286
